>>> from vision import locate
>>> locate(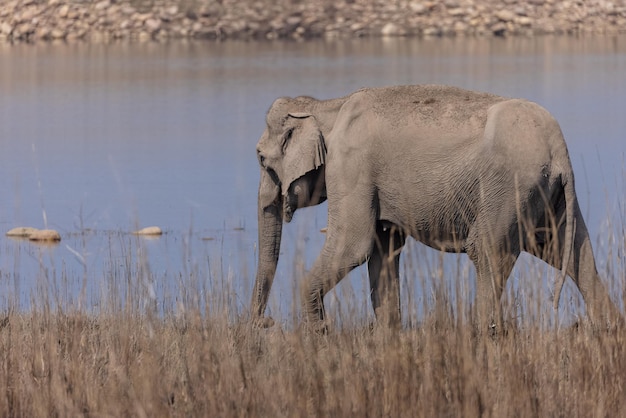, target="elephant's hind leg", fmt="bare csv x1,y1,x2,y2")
368,222,406,329
531,201,621,328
